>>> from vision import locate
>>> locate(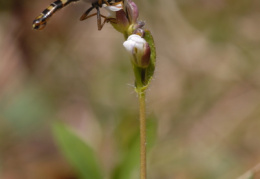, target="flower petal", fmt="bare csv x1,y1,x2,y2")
123,40,135,53
103,2,123,12
123,34,151,68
